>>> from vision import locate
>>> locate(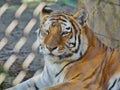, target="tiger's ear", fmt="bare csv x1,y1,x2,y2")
40,4,53,19
73,9,88,25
